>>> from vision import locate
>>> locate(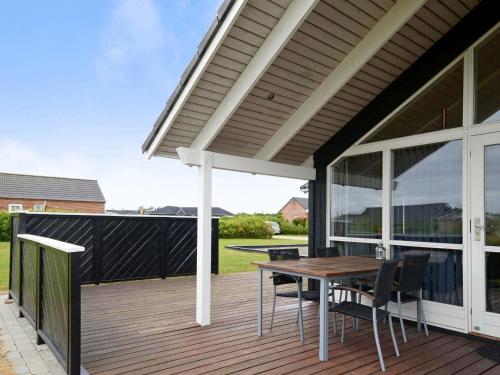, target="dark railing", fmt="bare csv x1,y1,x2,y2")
10,212,219,285
11,234,82,375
